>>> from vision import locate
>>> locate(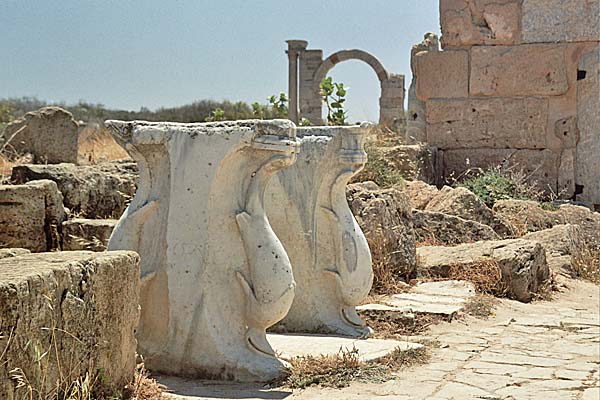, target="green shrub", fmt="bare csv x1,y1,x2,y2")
457,167,544,208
